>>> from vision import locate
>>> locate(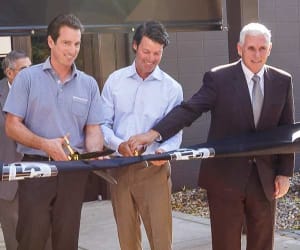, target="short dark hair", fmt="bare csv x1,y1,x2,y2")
47,14,84,43
1,50,28,72
133,21,169,50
